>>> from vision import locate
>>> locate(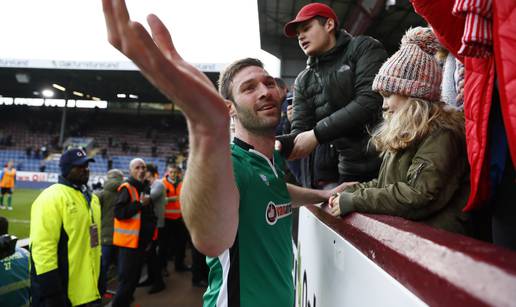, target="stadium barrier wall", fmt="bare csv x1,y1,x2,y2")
295,206,516,307
15,171,57,189
15,171,106,189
